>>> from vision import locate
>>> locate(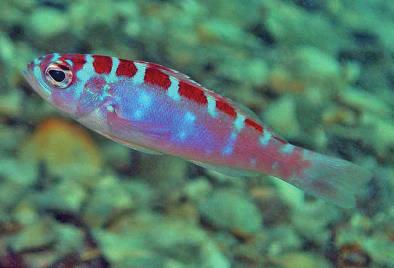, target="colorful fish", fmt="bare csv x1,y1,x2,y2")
23,53,371,208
